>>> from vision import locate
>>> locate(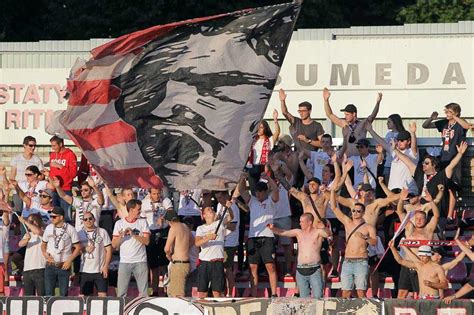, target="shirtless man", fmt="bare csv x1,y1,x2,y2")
403,245,466,298
269,213,331,297
338,184,400,228
390,241,448,299
289,159,350,225
164,210,192,297
395,187,441,298
330,189,377,297
323,87,382,157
